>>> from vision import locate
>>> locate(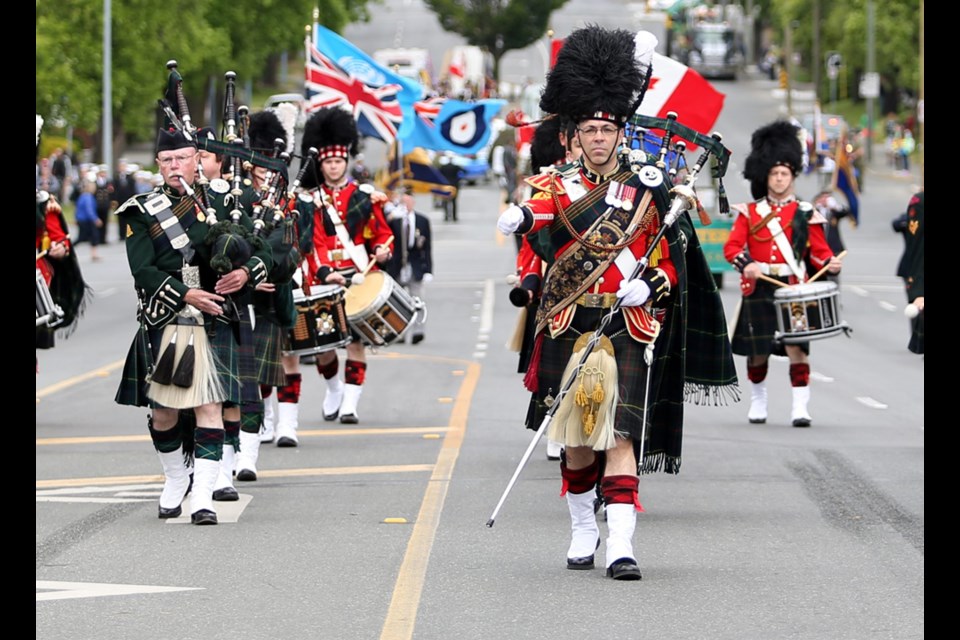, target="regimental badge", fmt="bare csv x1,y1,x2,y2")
209,179,230,194
638,165,663,188
182,264,201,289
